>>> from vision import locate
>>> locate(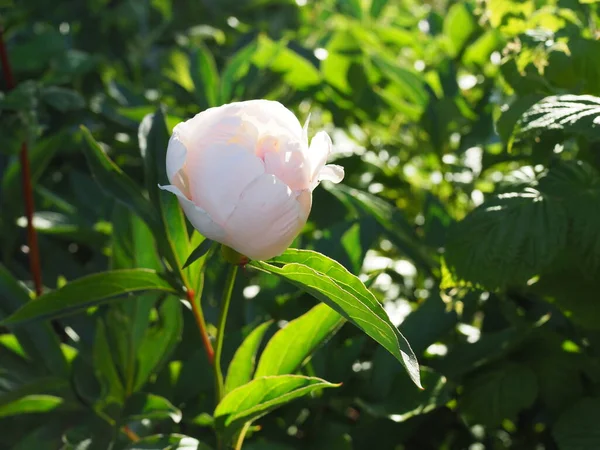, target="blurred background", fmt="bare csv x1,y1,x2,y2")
1,0,600,449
